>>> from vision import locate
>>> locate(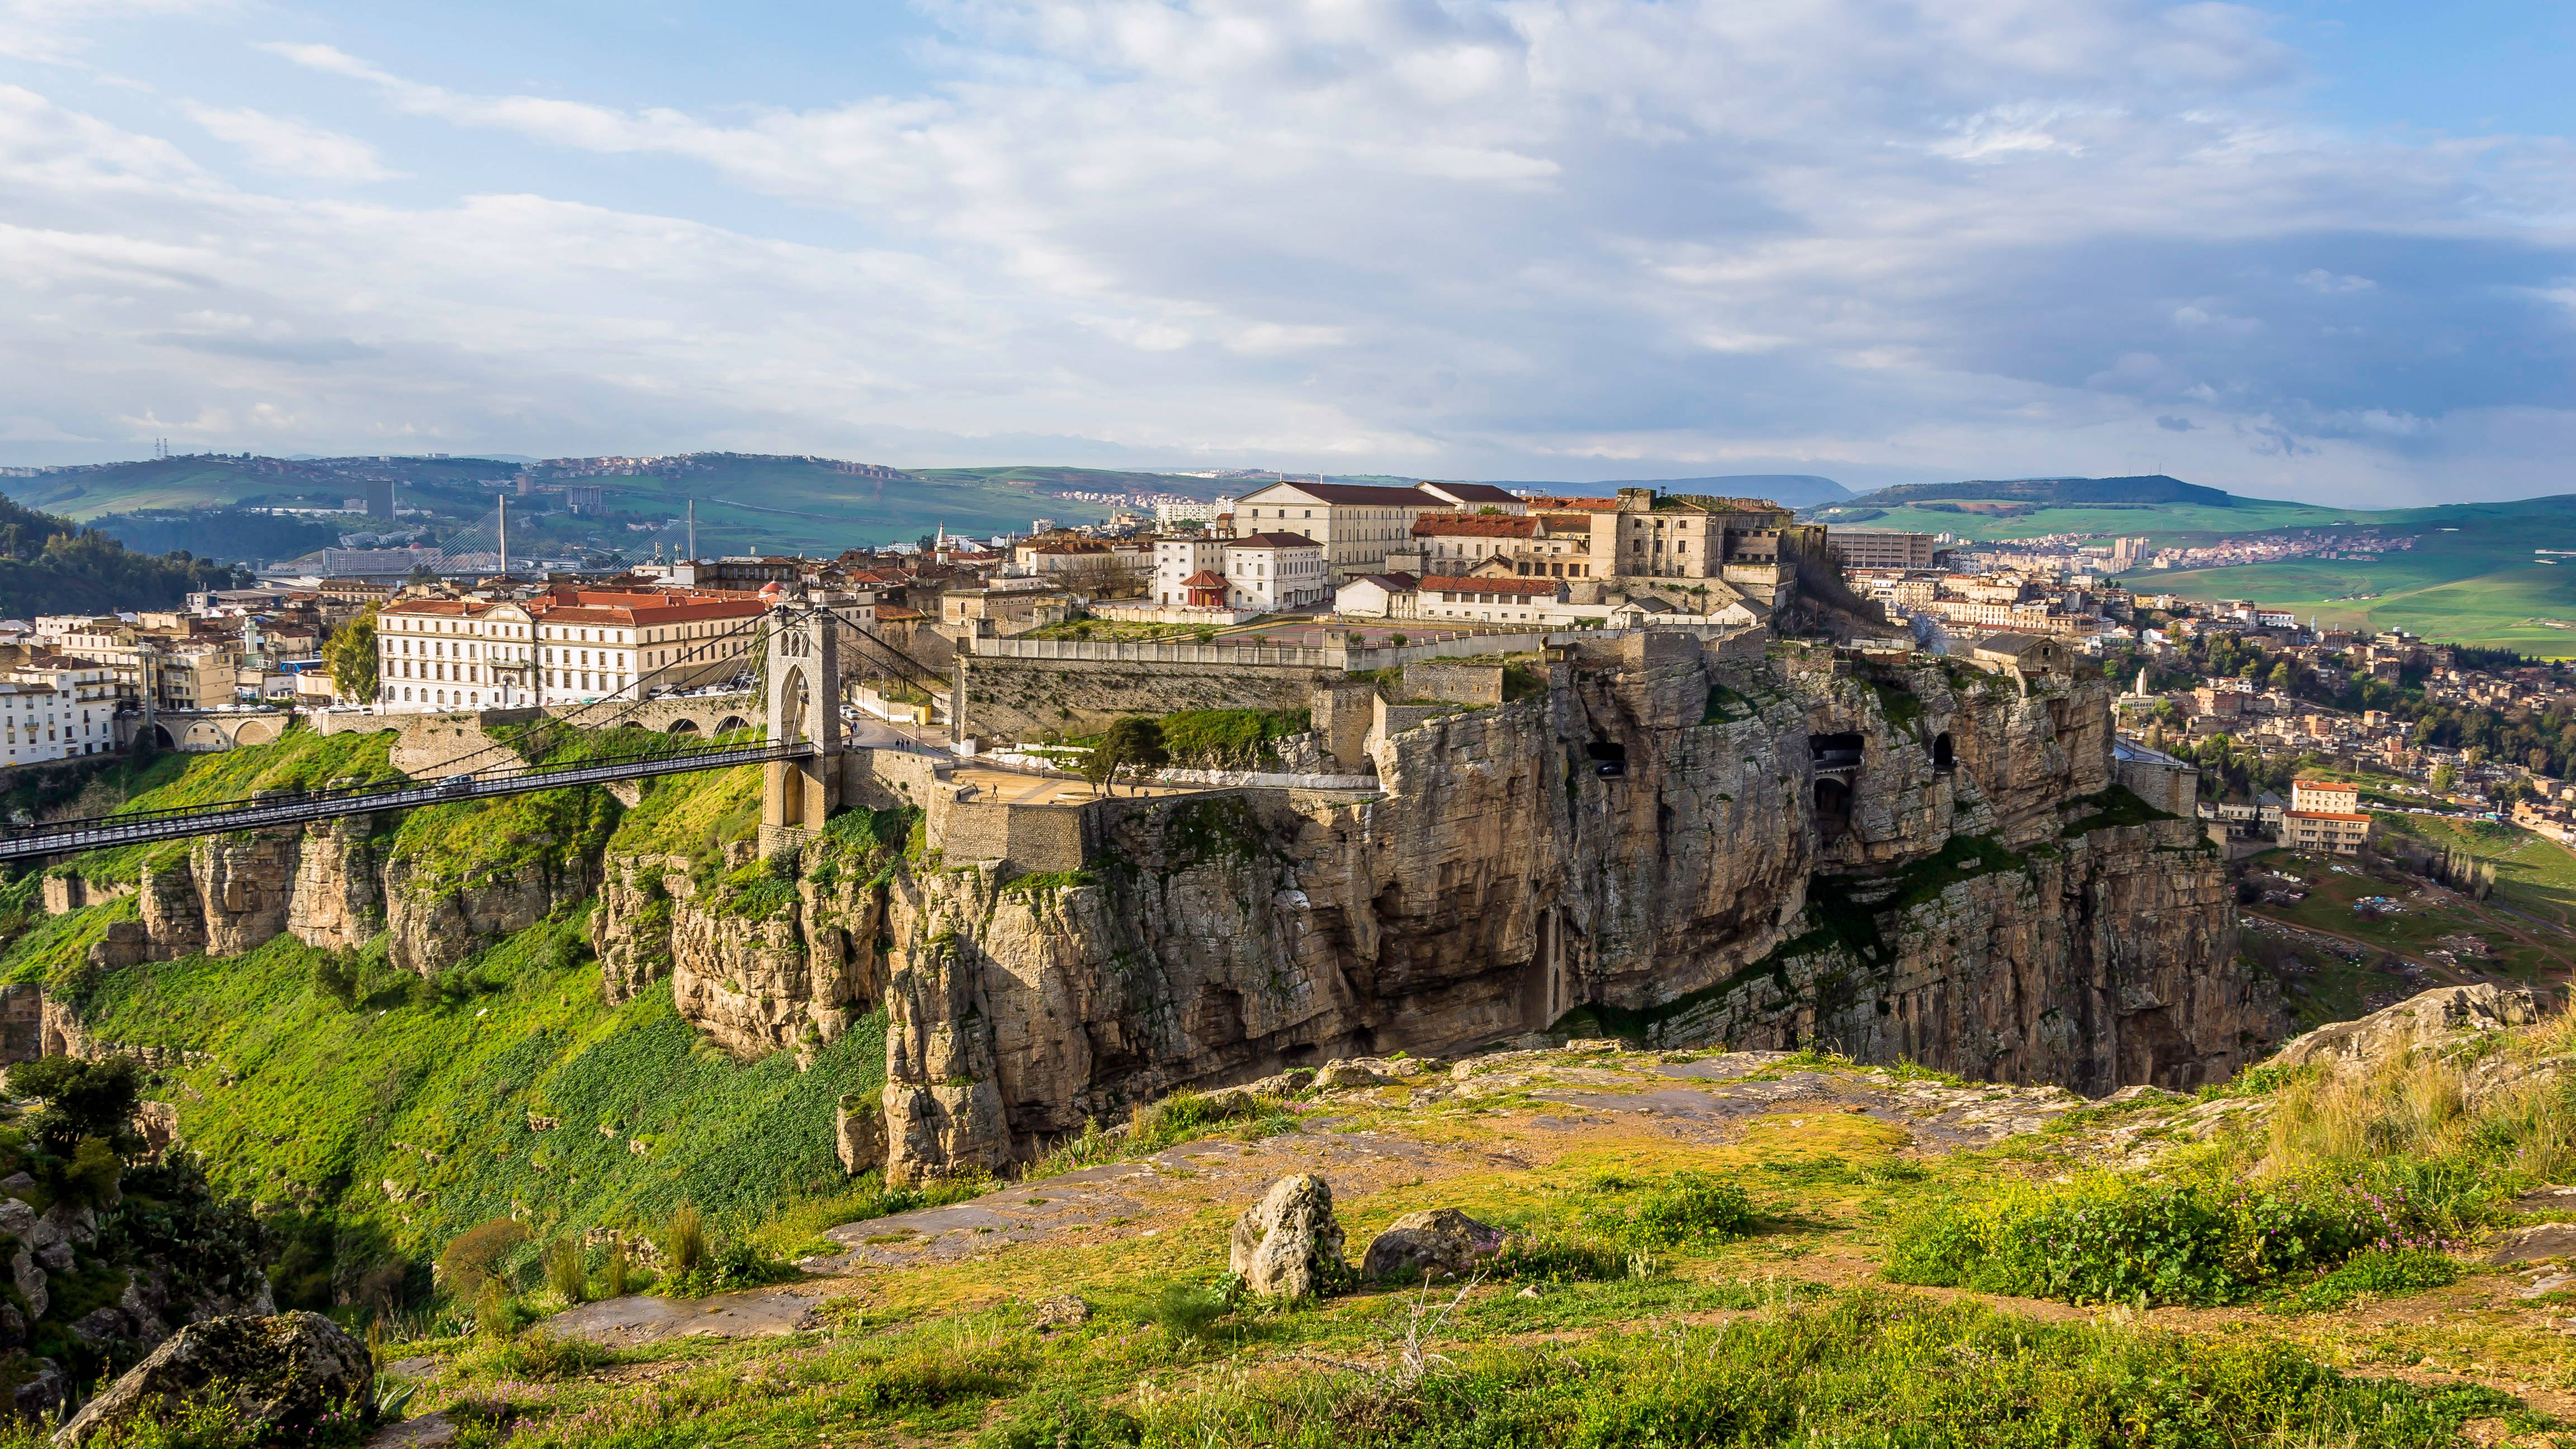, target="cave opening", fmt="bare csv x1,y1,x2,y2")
1932,732,1954,771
